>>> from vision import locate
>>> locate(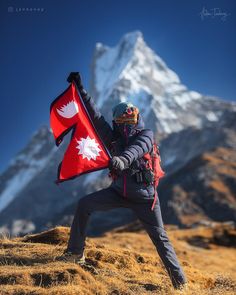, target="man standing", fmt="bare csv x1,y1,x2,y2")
57,72,187,290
